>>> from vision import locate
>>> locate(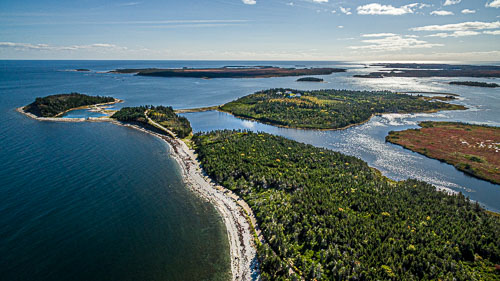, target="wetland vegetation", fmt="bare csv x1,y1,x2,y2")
386,122,500,185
